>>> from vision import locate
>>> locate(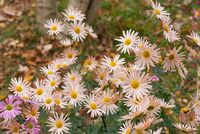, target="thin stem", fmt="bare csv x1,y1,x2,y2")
101,116,107,132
